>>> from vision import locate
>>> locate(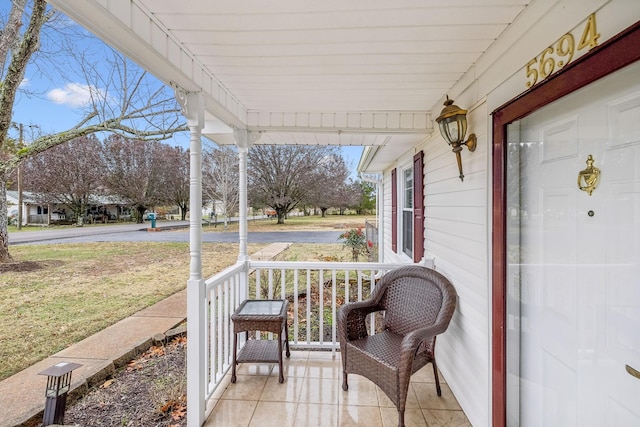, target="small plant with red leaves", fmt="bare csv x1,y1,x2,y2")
338,227,370,262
